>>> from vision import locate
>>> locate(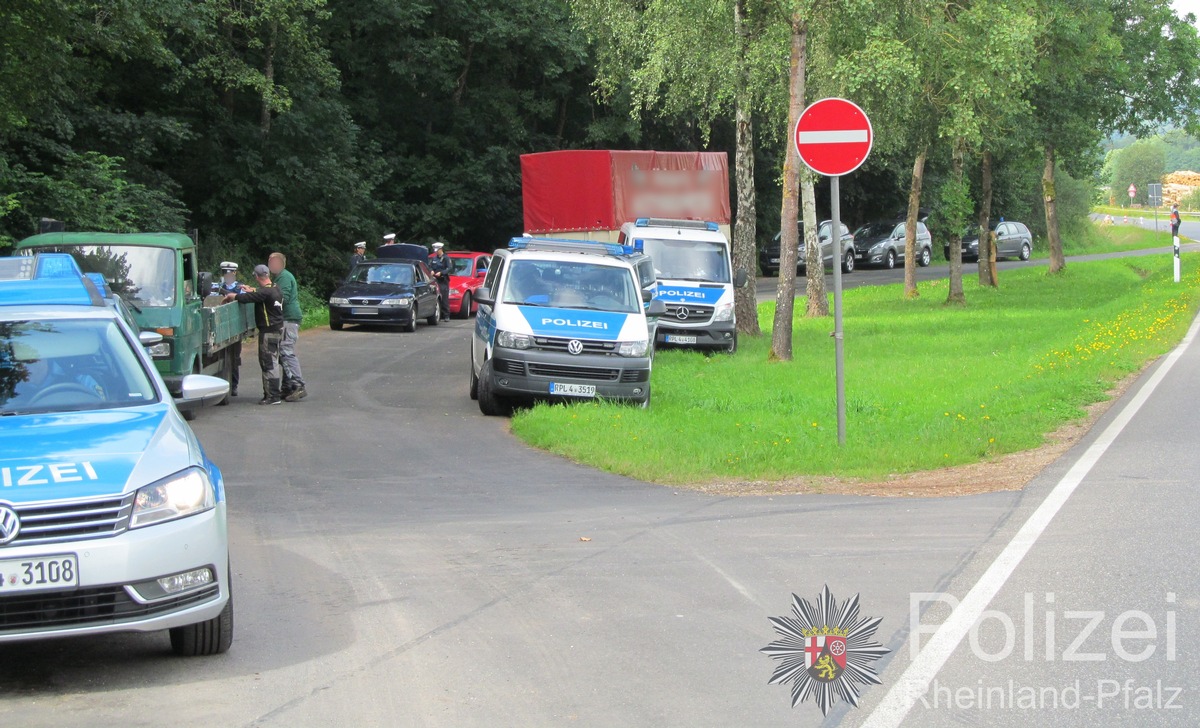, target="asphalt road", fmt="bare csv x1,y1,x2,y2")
2,240,1198,727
